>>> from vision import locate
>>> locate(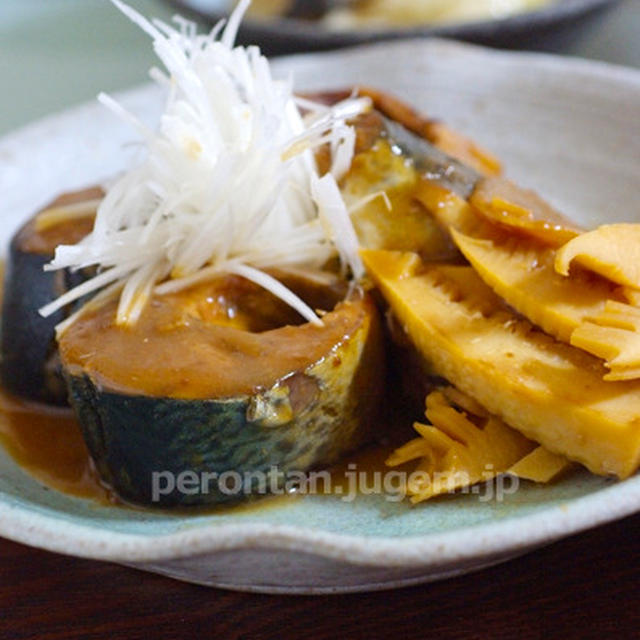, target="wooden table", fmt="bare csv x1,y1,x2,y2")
2,511,638,639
